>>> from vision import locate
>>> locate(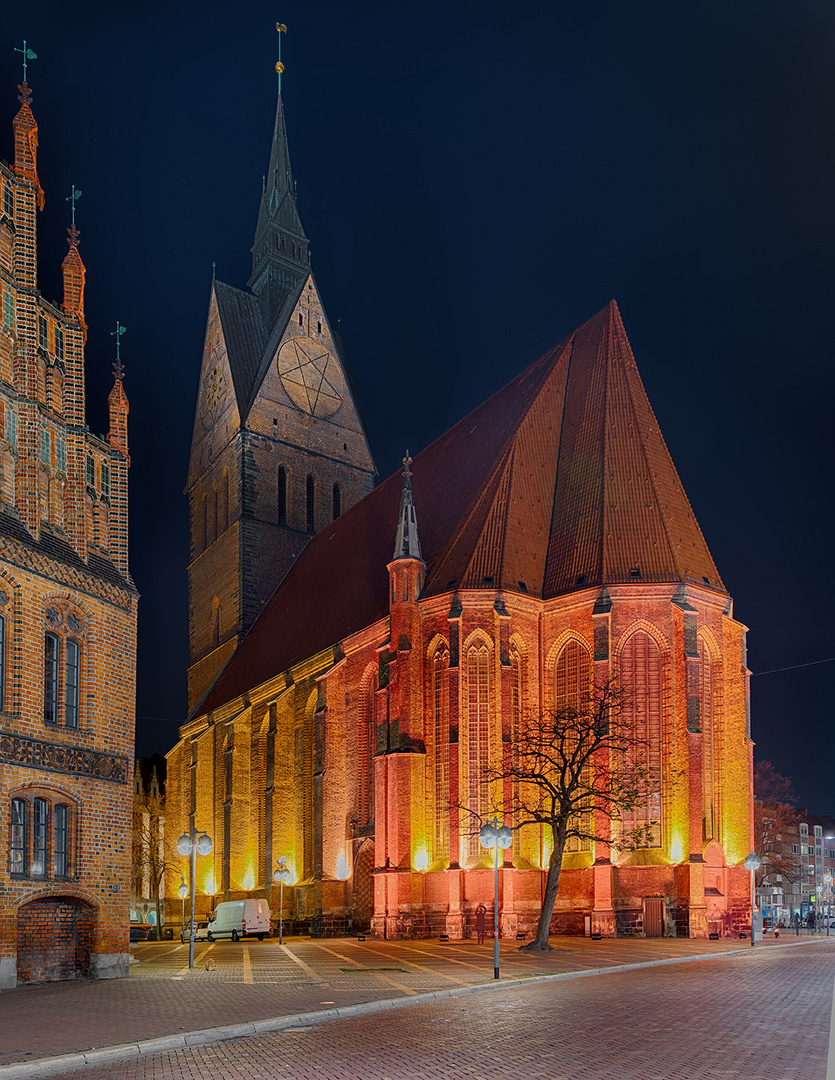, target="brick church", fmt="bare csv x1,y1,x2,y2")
166,61,753,940
0,76,137,985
